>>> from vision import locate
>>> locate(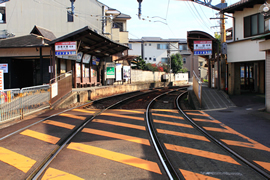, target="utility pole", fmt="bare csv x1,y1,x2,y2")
167,42,171,85
219,0,226,90
137,0,143,19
